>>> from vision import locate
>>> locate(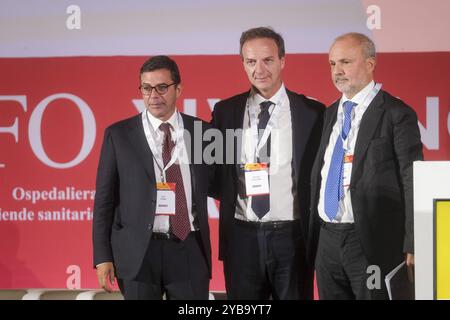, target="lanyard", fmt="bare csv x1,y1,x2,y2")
142,110,184,182
341,83,382,151
247,92,286,163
